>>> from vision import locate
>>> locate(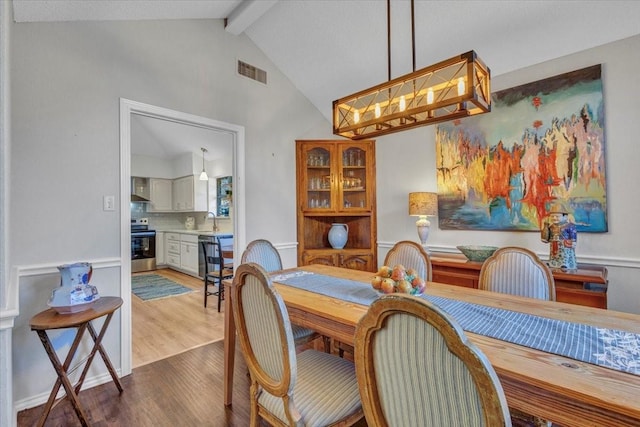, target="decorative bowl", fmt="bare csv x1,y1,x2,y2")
456,245,499,262
371,265,426,296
